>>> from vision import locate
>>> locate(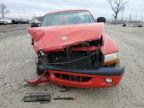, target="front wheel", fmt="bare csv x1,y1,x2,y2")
36,55,49,76
37,66,45,76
